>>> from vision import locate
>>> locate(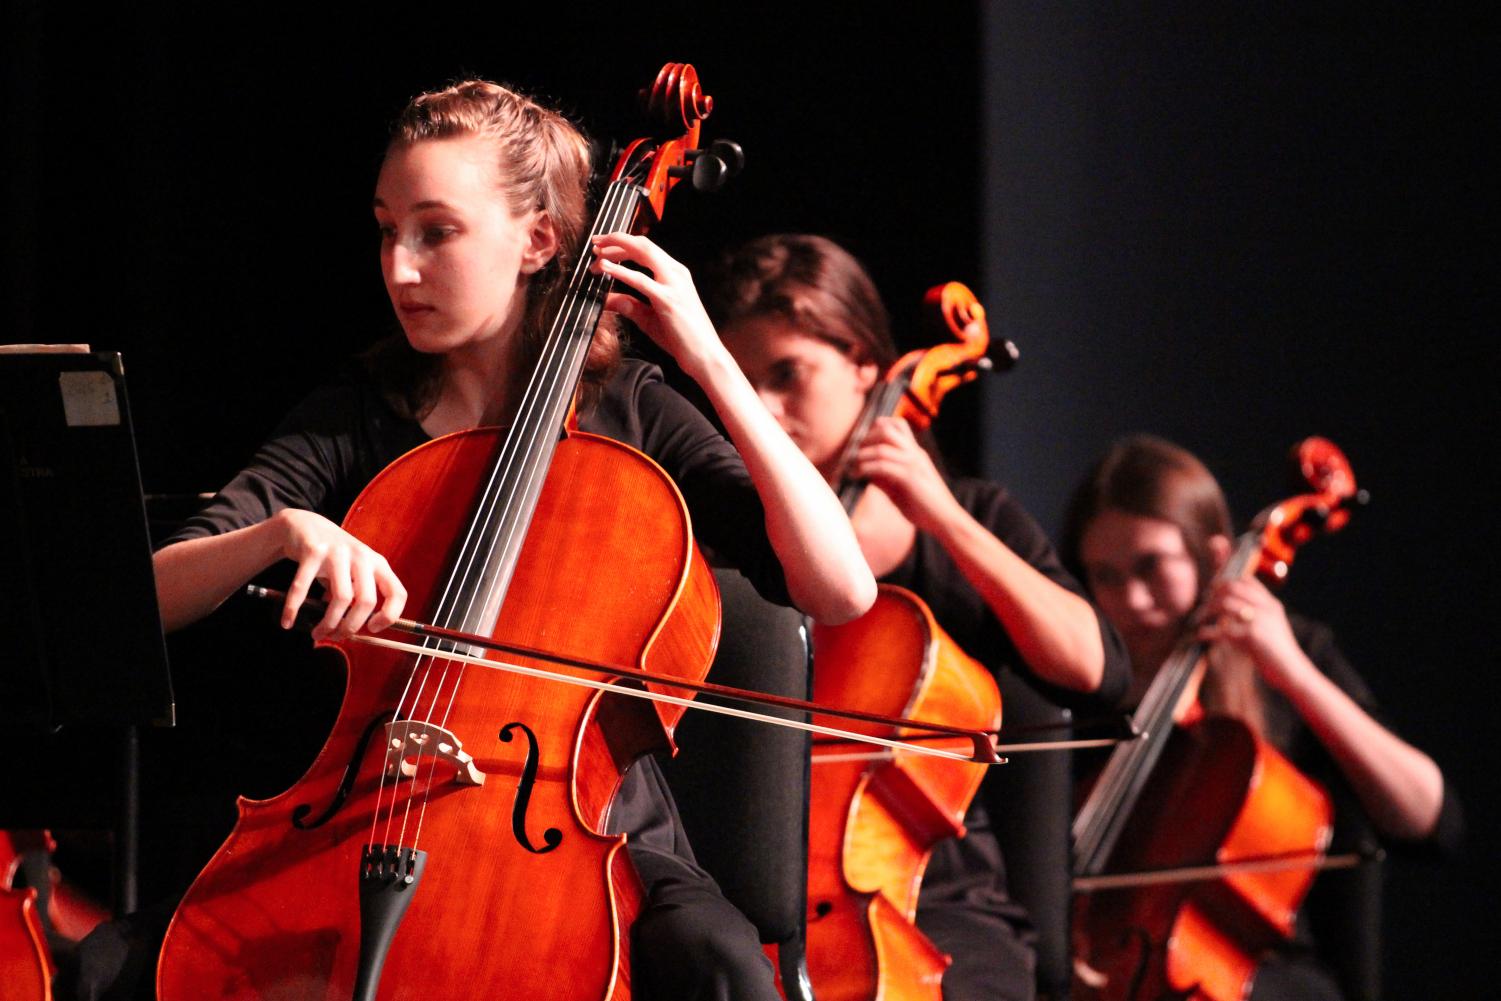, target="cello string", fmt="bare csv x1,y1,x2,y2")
1074,531,1260,870
369,637,447,851
370,171,639,854
434,169,639,653
424,172,638,728
443,171,639,654
404,172,645,852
